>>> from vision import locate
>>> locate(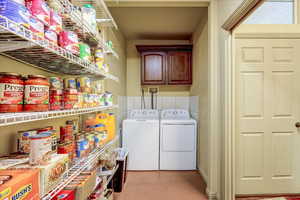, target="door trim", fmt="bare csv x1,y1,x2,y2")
222,0,266,31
